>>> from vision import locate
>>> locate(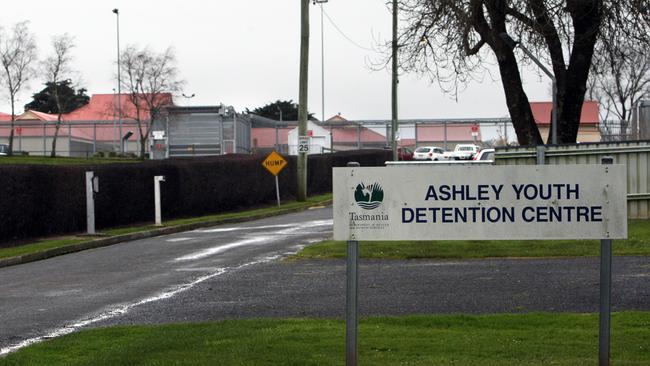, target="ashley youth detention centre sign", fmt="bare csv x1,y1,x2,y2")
333,165,627,241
